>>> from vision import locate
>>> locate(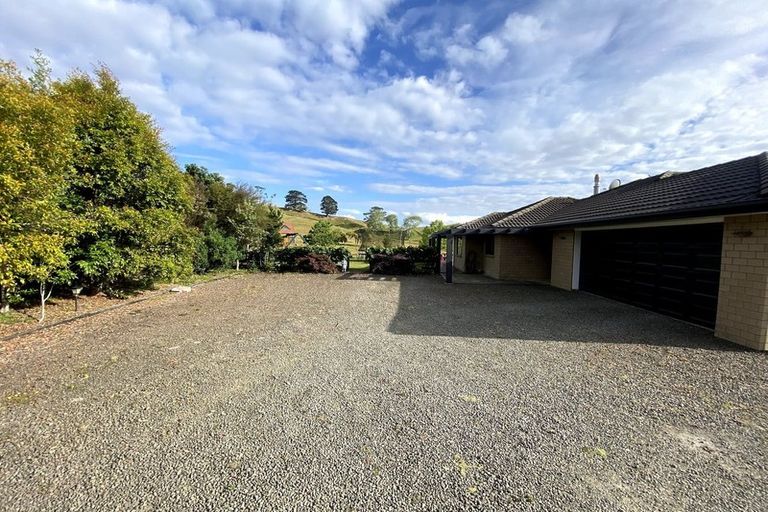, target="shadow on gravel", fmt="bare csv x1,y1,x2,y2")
386,275,745,351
